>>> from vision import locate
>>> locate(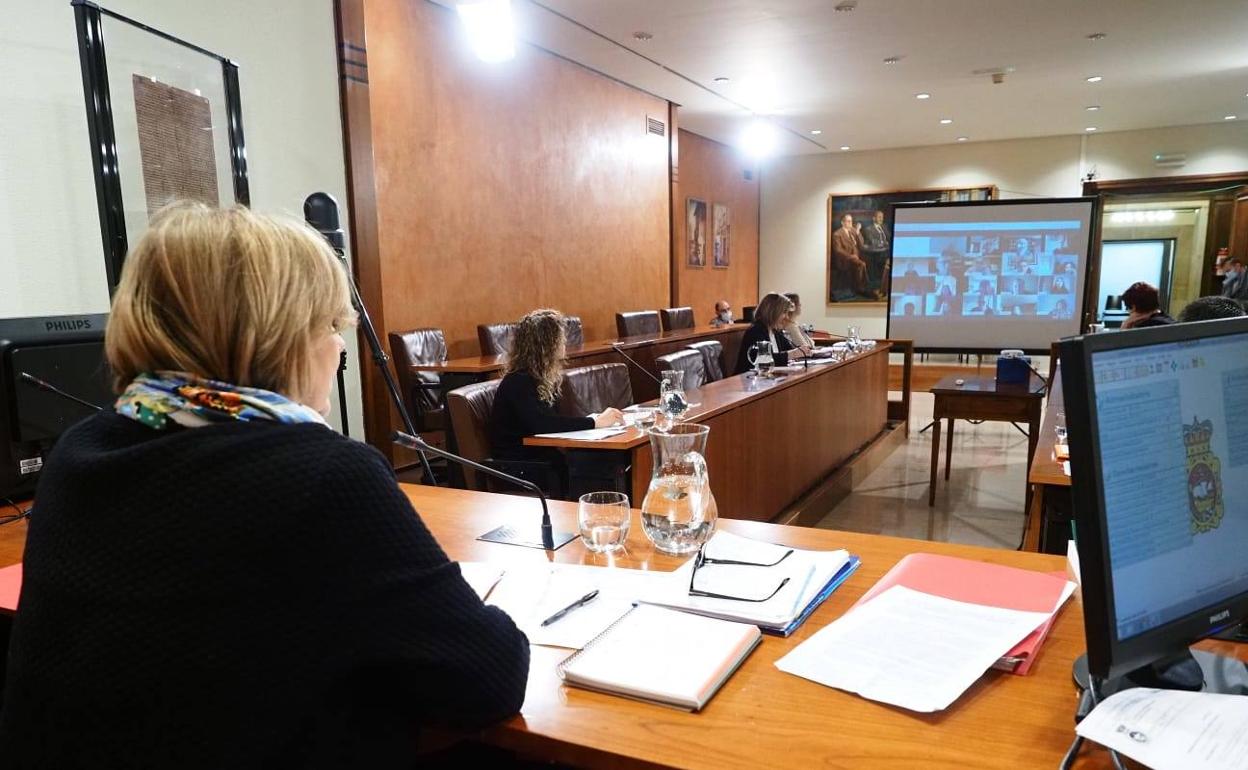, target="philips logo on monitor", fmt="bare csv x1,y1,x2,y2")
45,319,93,333
1210,609,1231,625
